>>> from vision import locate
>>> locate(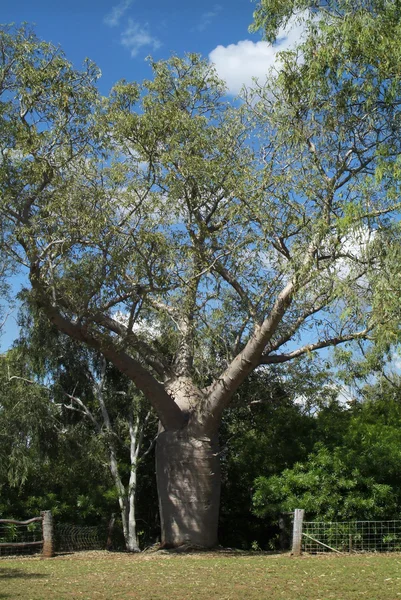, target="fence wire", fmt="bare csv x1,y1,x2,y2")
302,520,401,554
0,521,43,557
55,524,106,552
